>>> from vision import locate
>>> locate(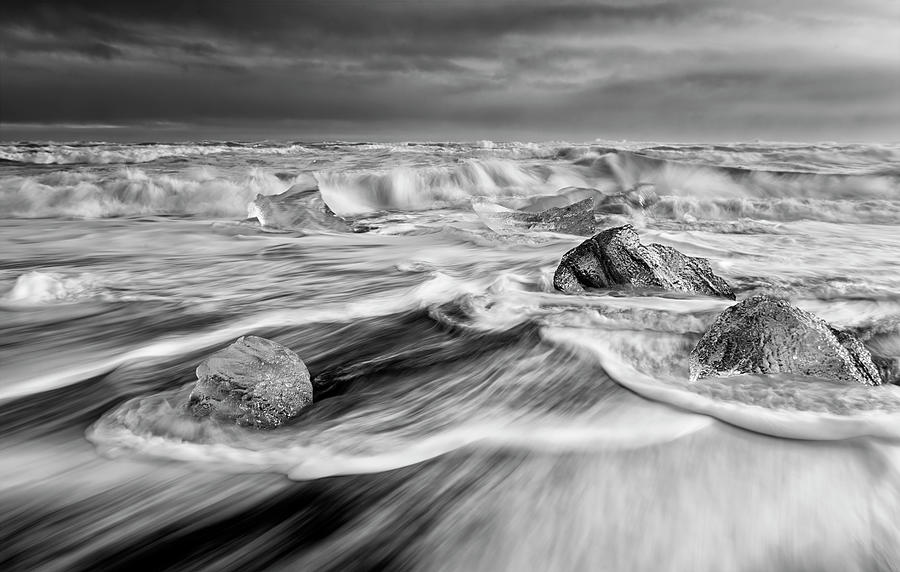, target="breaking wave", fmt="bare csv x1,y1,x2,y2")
315,150,900,224
316,158,592,216
0,167,304,218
